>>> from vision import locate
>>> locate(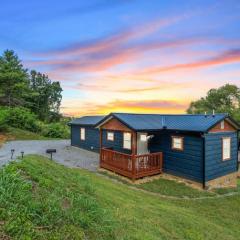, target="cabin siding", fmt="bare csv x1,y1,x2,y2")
102,130,132,154
149,132,203,182
205,132,238,181
71,125,100,152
